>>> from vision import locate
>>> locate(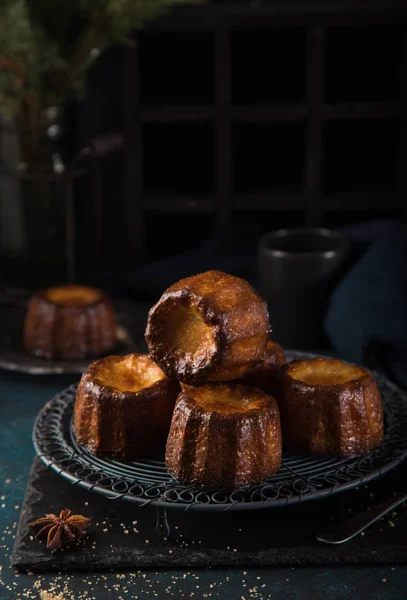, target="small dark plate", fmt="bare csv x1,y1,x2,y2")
0,300,149,375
